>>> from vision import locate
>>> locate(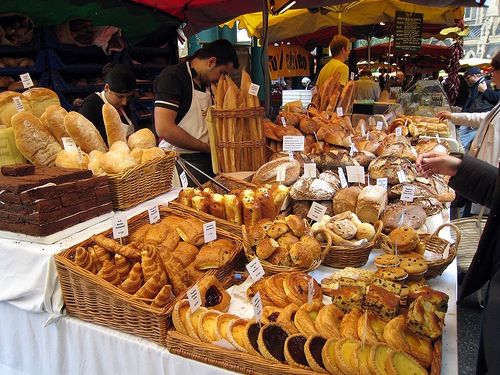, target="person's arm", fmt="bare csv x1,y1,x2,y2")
481,87,500,105
154,107,210,153
339,64,349,86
